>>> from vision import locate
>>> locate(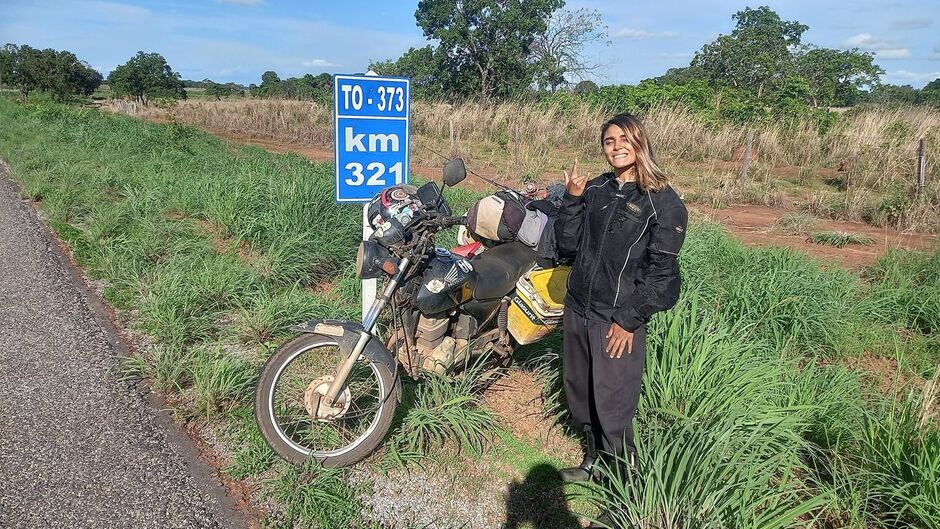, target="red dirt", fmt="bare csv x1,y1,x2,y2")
692,204,938,268
183,421,264,528
482,370,581,464
131,112,938,268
